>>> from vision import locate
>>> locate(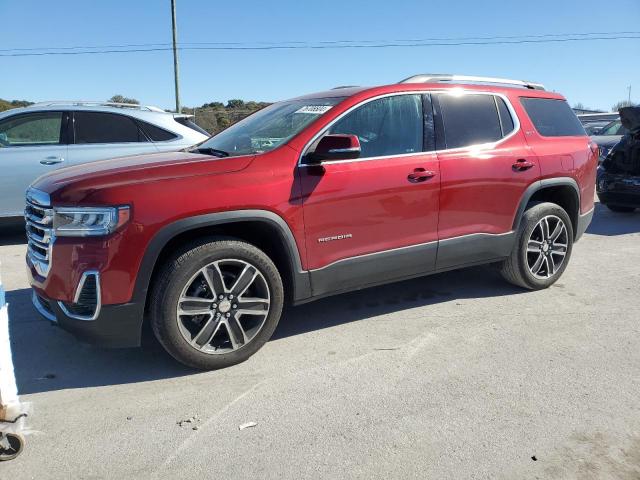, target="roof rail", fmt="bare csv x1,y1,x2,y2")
27,101,166,112
398,74,545,91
